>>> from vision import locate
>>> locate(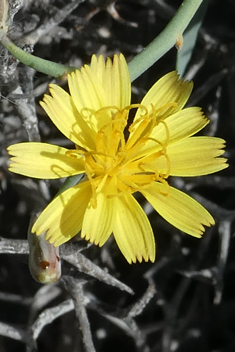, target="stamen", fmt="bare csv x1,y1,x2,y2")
124,103,149,115
95,105,121,115
85,149,115,160
126,104,161,150
137,162,160,177
157,178,170,196
79,101,173,205
156,120,170,146
147,137,167,151
98,113,127,133
94,107,128,155
128,104,149,133
159,151,171,178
